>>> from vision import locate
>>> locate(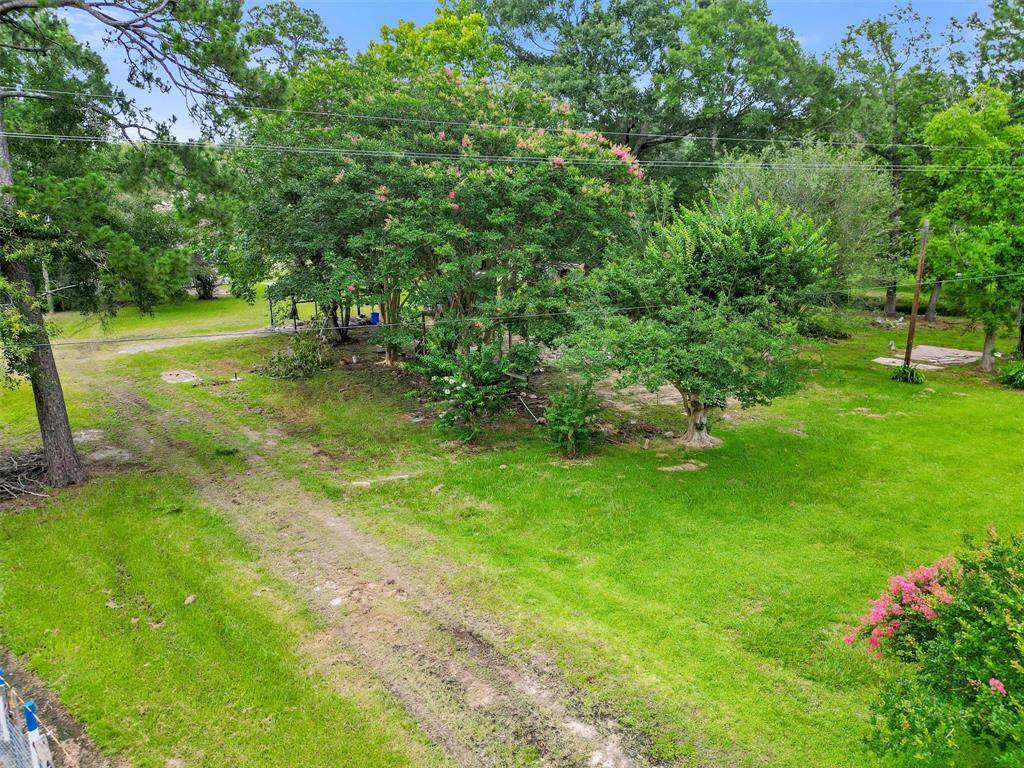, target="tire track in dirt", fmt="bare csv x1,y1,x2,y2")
111,381,656,767
205,474,646,768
